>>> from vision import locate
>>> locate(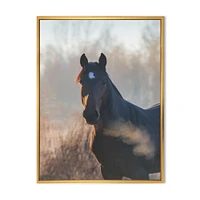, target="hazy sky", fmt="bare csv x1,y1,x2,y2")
40,19,161,110
40,19,160,52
